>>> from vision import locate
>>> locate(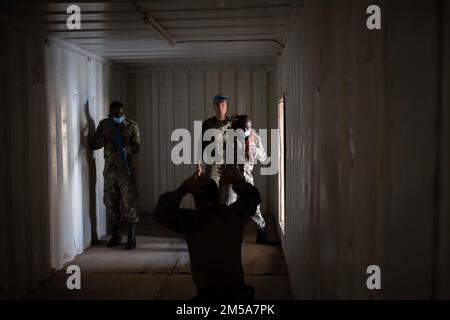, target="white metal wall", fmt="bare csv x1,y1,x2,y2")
277,0,450,299
0,22,126,298
128,66,277,215
46,44,127,270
